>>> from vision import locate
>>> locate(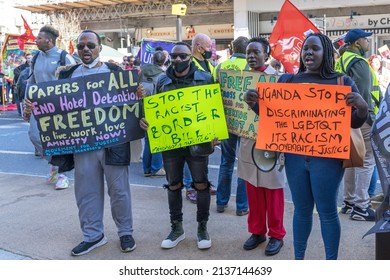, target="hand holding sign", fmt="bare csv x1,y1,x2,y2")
344,92,369,118
256,82,353,159
244,89,260,109
144,83,228,153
